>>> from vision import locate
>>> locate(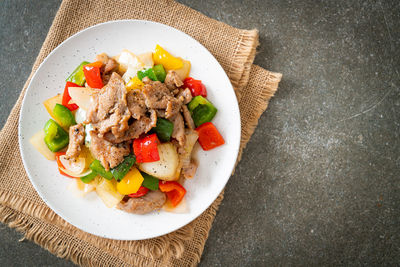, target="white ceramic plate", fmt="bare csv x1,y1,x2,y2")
19,20,240,240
